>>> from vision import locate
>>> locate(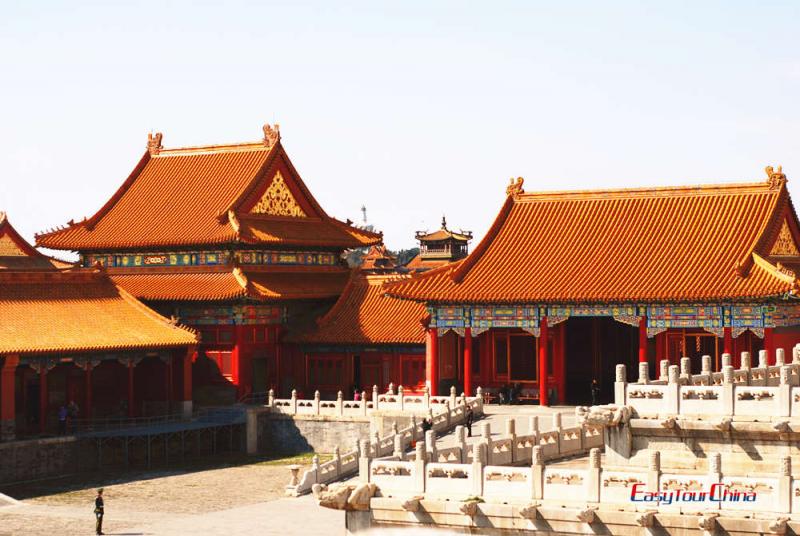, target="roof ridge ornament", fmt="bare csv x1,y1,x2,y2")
506,177,525,197
766,165,787,189
263,123,280,148
147,132,163,155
